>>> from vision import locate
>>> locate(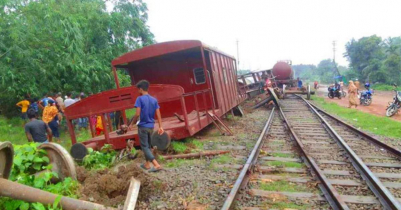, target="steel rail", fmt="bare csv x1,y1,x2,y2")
297,95,401,209
221,107,275,210
307,99,401,158
278,105,348,210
